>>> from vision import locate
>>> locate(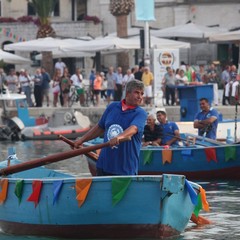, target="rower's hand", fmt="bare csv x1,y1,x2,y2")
73,140,83,149
109,137,120,147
